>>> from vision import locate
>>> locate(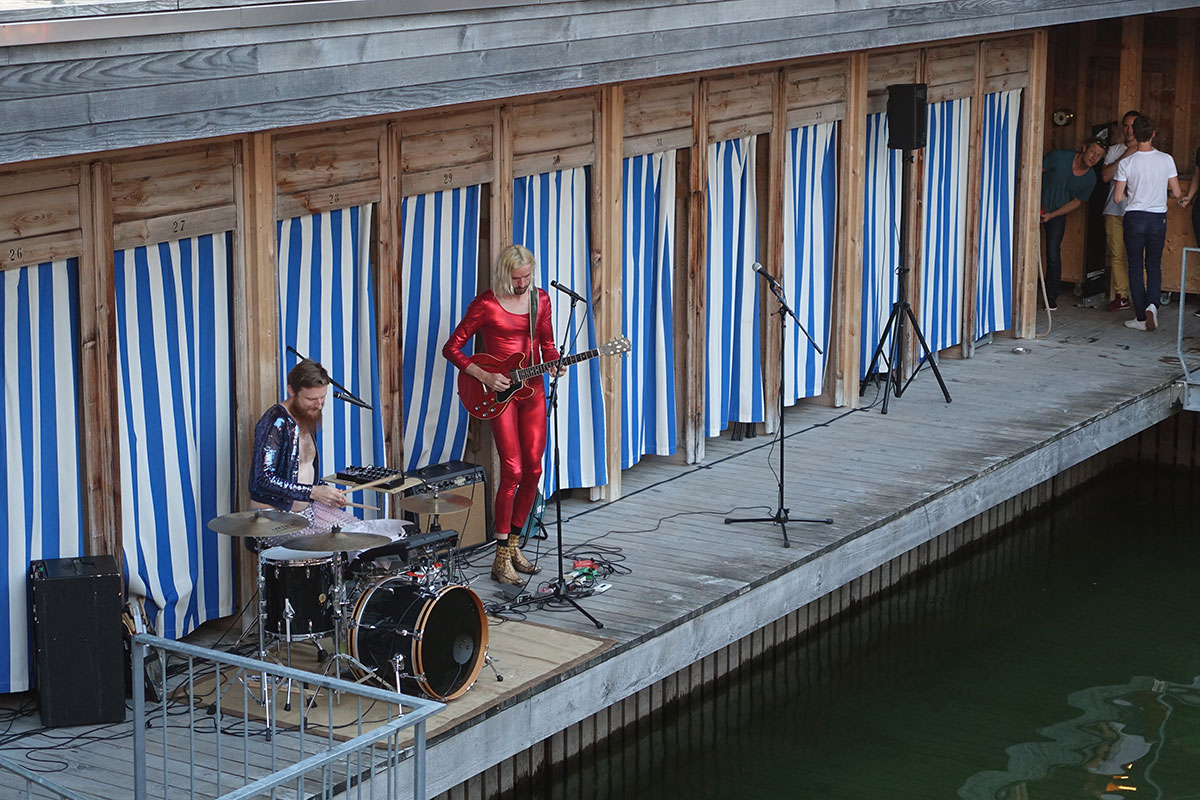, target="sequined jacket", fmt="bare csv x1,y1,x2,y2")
248,404,323,511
